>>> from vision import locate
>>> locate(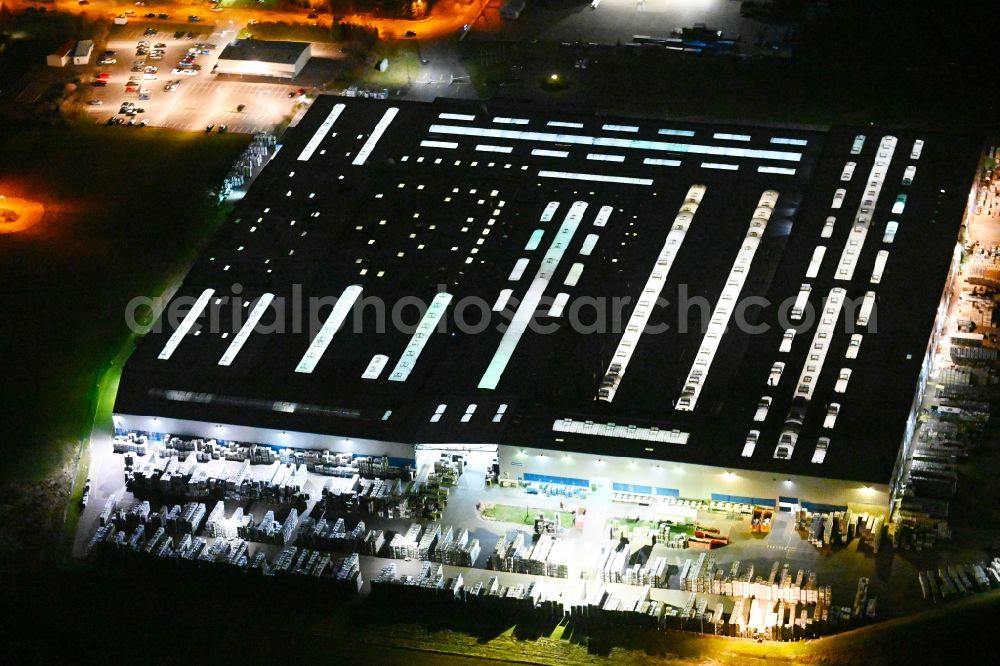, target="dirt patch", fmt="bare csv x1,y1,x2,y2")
0,441,76,569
